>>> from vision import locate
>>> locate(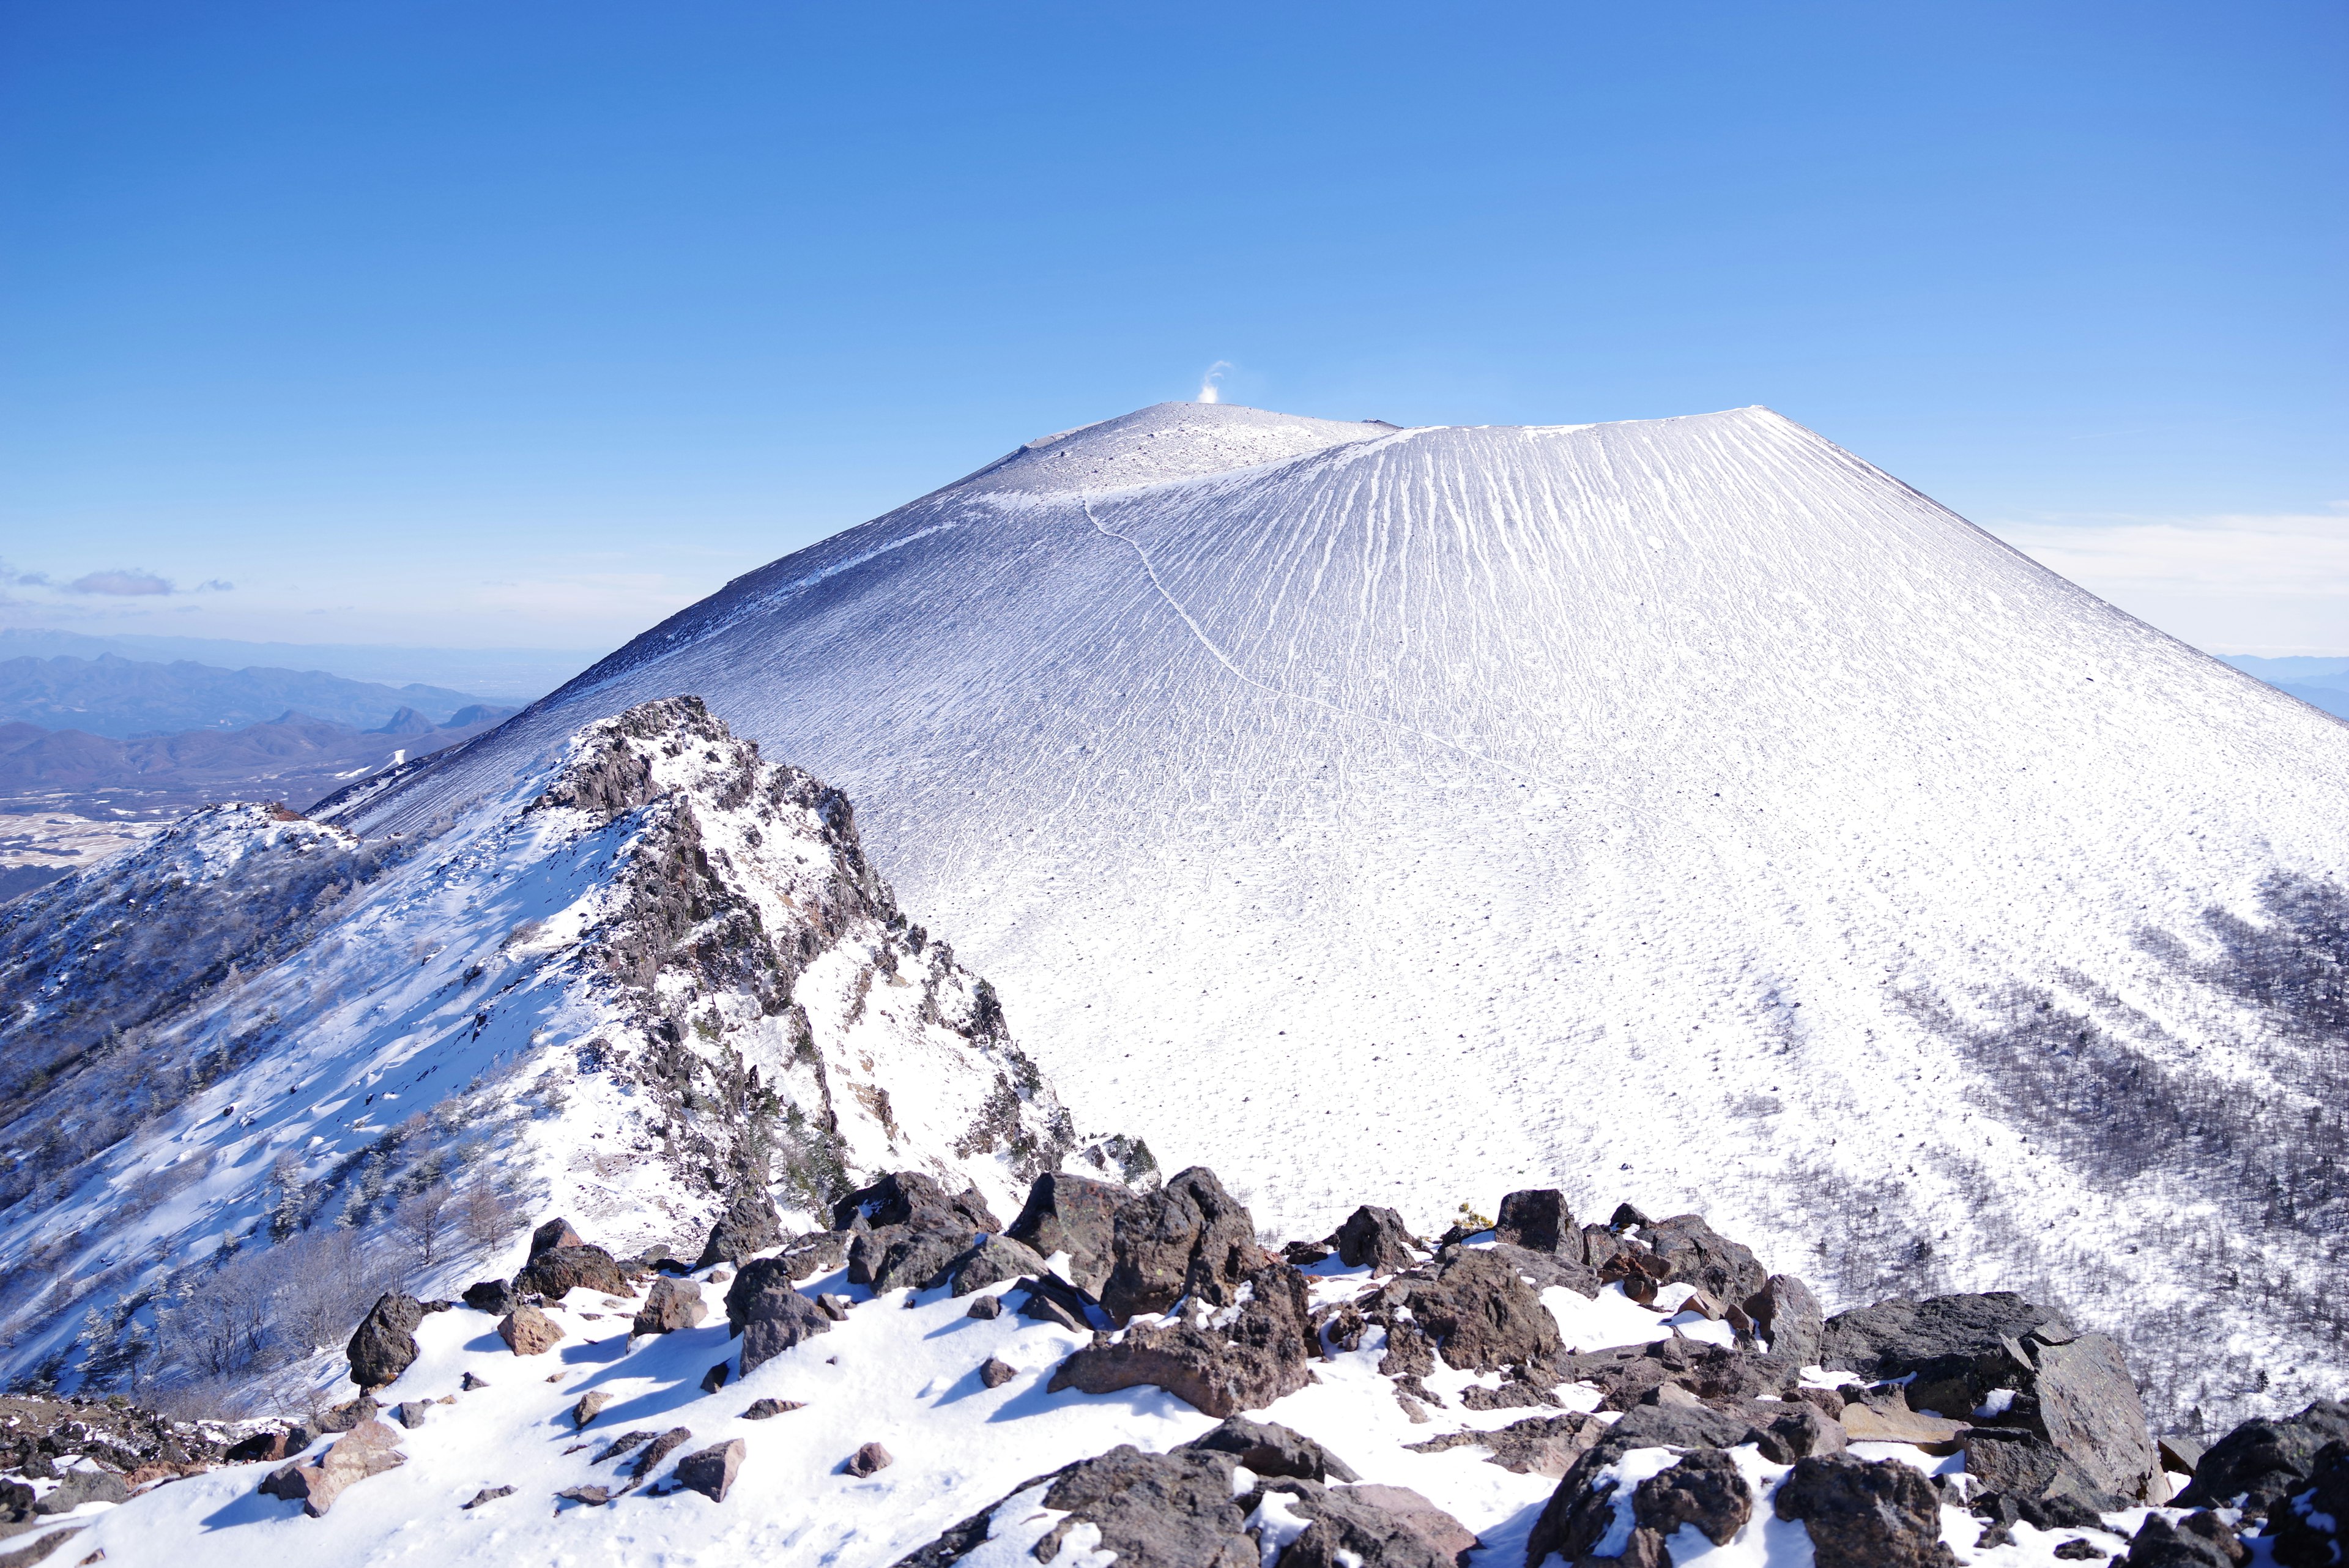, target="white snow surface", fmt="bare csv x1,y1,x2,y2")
45,1261,2175,1568
323,399,2349,1404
